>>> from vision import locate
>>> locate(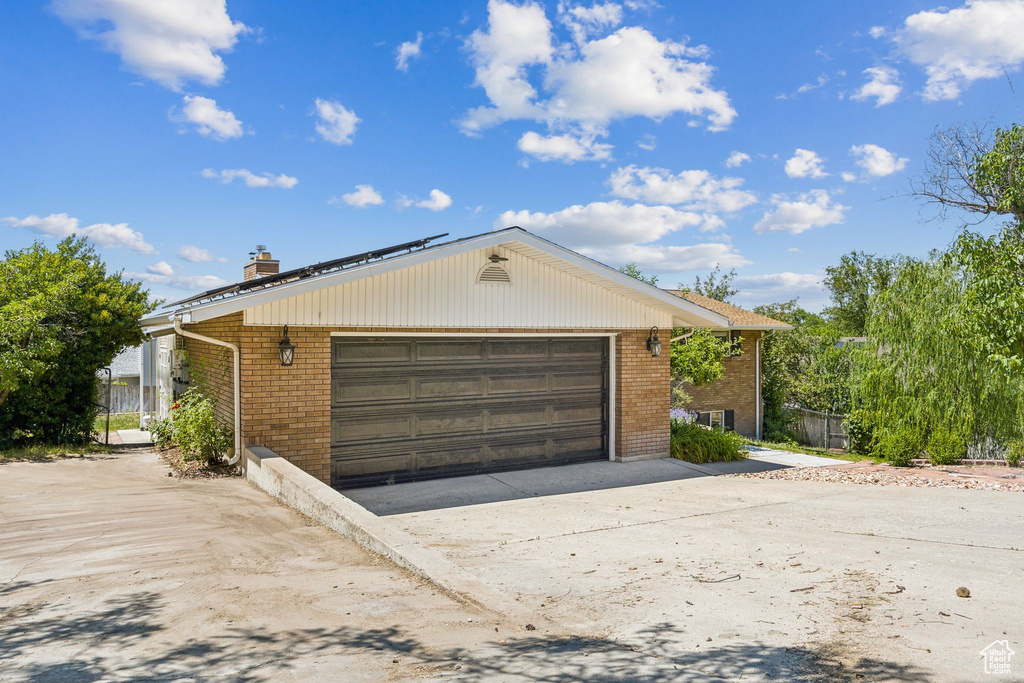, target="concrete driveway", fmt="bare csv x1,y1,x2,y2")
348,457,1024,681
